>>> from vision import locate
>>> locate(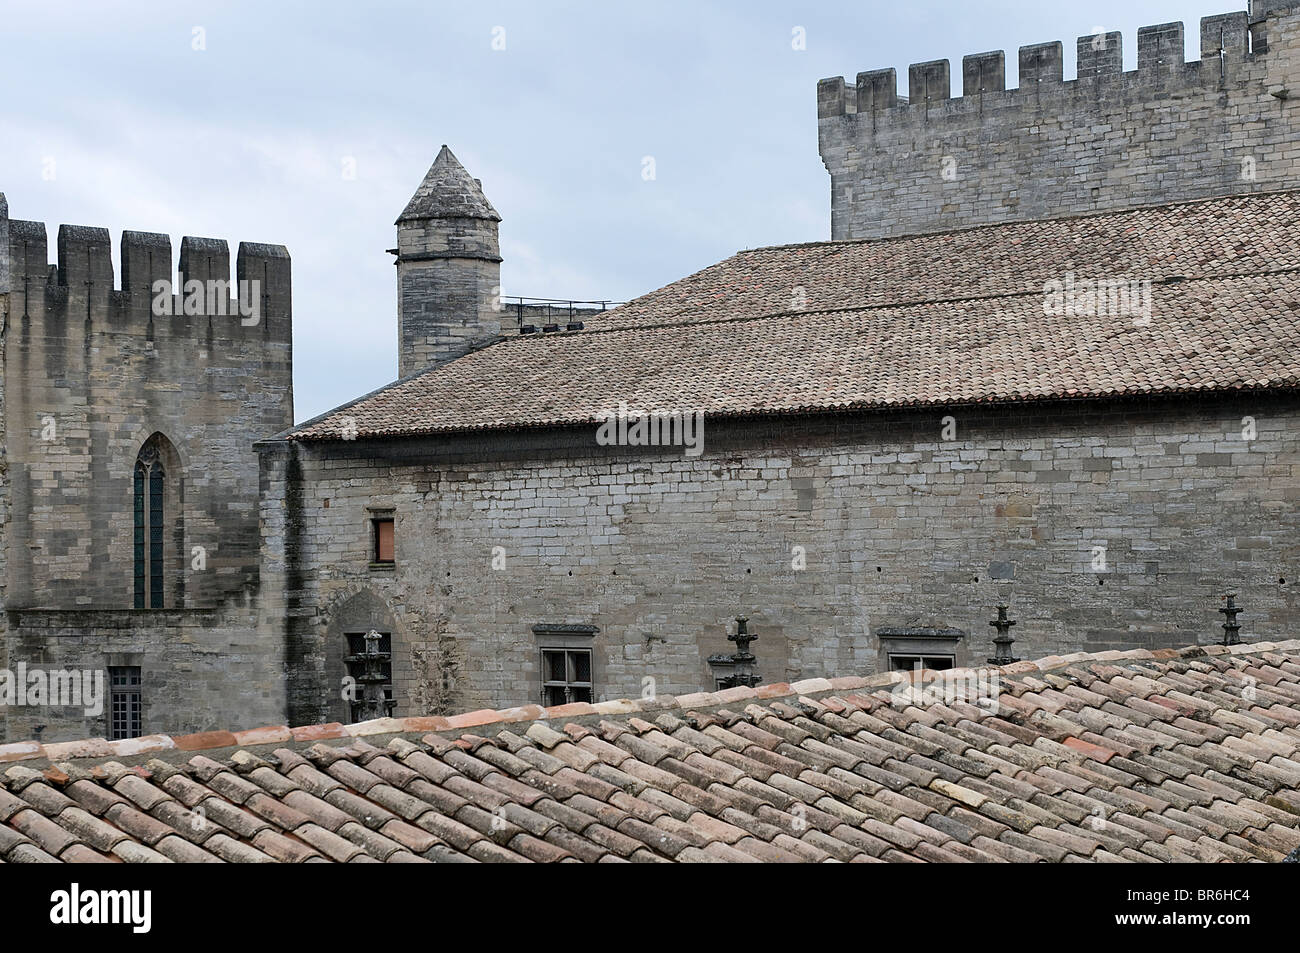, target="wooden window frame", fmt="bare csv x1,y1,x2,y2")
540,647,594,706
533,625,599,707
